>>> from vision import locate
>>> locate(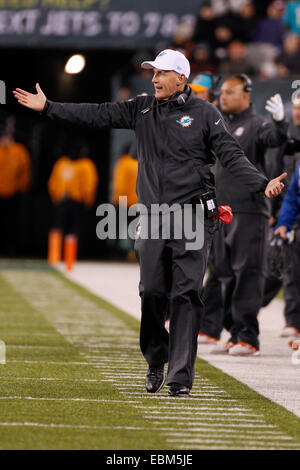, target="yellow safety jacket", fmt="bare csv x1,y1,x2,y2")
112,153,138,207
0,142,31,198
48,156,98,207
